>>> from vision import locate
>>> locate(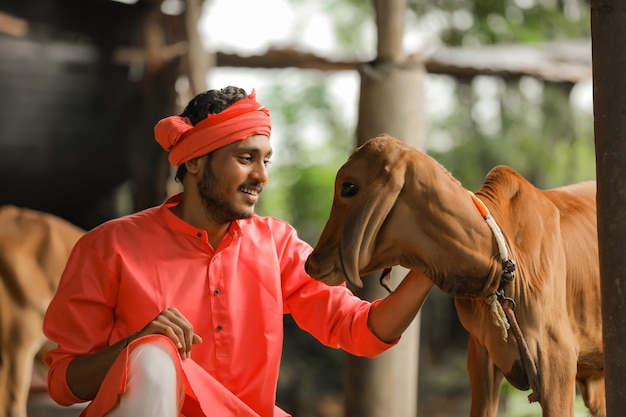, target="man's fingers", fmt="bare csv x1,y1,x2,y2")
148,308,196,357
